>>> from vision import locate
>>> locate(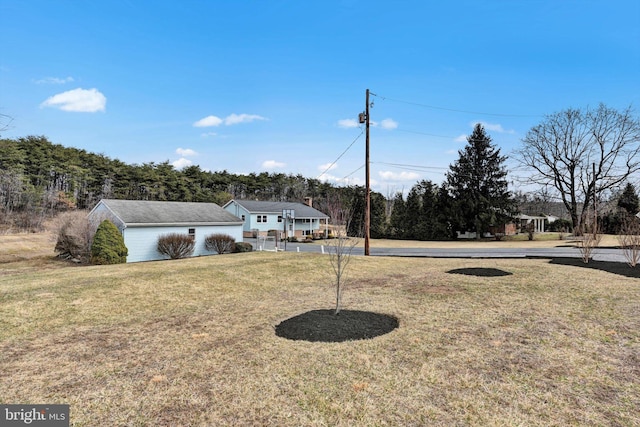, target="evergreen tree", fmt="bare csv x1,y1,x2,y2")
434,183,456,240
618,182,639,215
399,180,453,241
343,186,386,238
405,184,424,239
389,192,407,239
91,220,128,264
445,123,516,238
